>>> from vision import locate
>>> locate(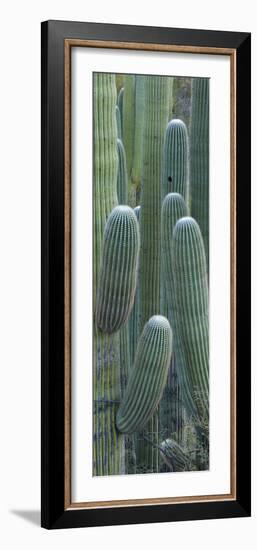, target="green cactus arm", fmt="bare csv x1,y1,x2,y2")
190,78,209,267
162,119,189,204
96,205,140,334
117,138,128,204
93,73,124,476
160,438,190,471
116,315,172,434
172,216,209,421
